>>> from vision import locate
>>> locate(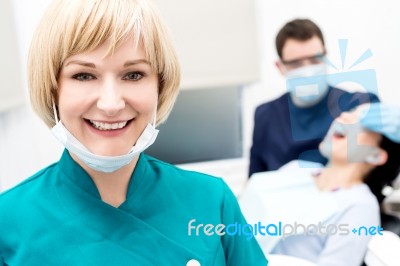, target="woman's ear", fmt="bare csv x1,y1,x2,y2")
365,149,388,166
